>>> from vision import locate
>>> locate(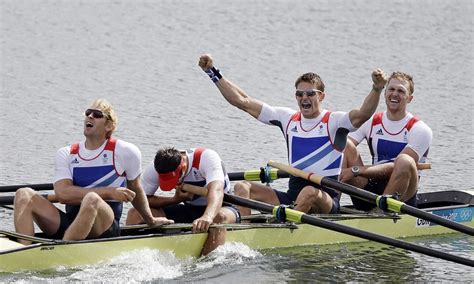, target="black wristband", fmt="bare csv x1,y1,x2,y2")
205,67,222,83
